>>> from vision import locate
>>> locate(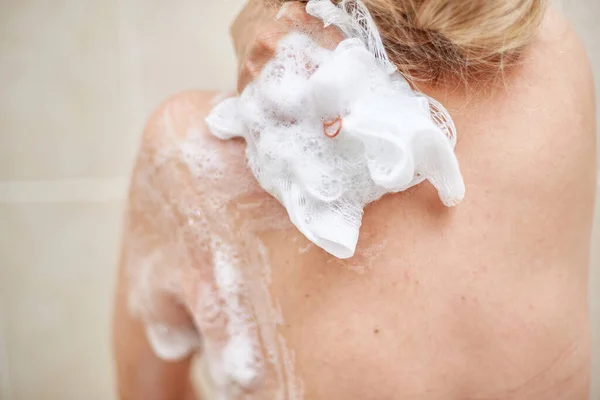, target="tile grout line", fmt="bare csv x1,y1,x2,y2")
0,177,129,203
